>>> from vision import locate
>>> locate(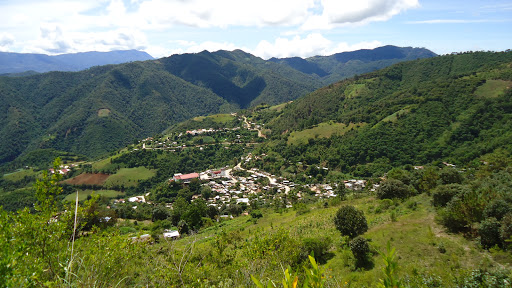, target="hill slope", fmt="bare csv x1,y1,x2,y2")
0,46,436,165
269,45,437,84
264,51,512,176
0,50,154,74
